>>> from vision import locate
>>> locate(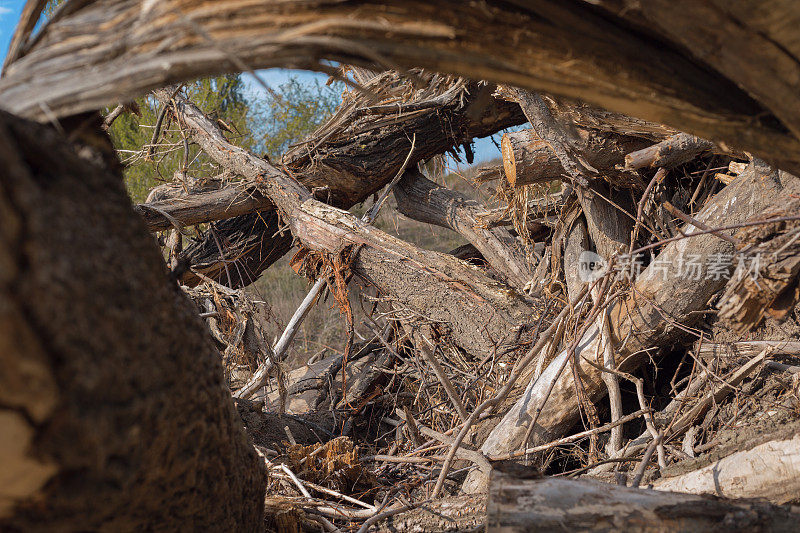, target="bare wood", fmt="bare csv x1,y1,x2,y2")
694,340,800,360
625,133,716,170
2,1,800,173
394,169,535,289
655,431,800,504
488,473,800,531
